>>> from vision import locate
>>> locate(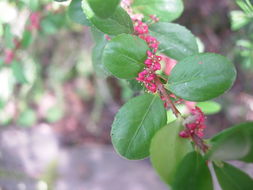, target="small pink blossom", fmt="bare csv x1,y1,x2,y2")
179,107,206,138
